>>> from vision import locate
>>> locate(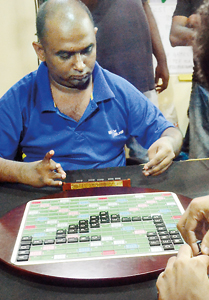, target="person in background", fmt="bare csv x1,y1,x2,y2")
170,0,209,159
157,4,209,298
81,0,171,162
0,0,182,188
